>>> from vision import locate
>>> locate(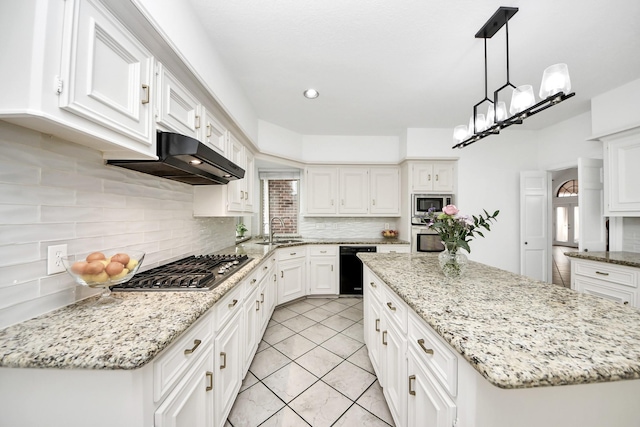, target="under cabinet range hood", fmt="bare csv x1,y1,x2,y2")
107,131,245,185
